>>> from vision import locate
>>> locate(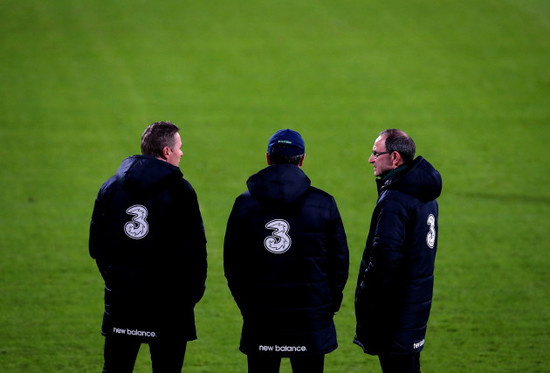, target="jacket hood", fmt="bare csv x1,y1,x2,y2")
379,156,442,202
116,155,182,192
247,164,311,204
